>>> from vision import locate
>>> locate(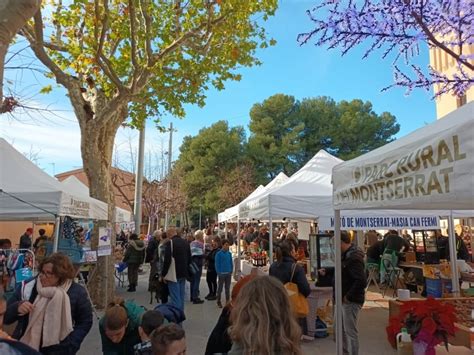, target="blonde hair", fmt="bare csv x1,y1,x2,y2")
194,230,204,241
229,276,302,355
